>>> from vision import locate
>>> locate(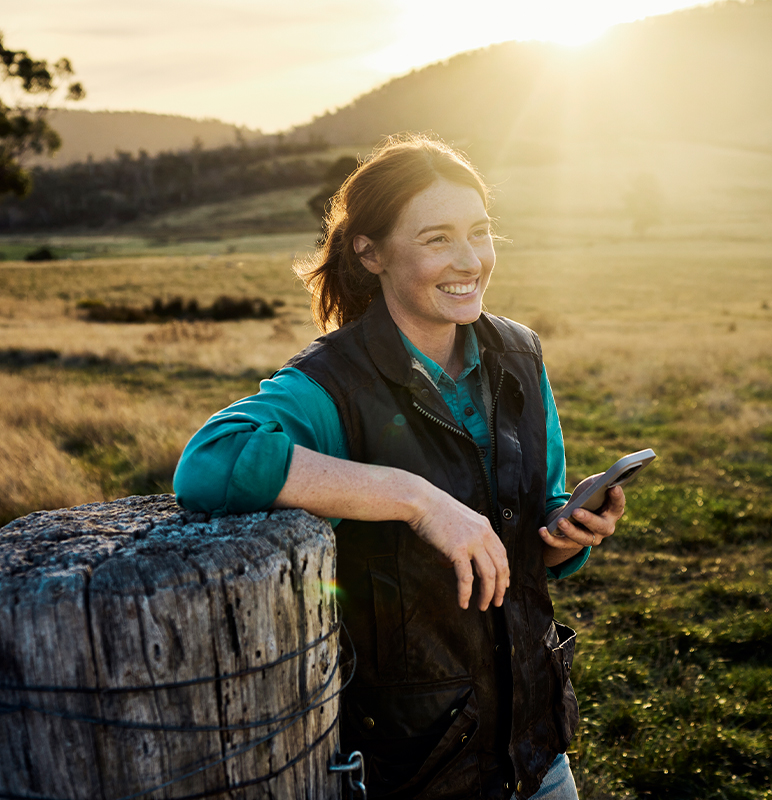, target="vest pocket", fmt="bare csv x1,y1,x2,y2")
369,555,408,679
350,683,480,798
410,694,480,800
548,621,580,749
